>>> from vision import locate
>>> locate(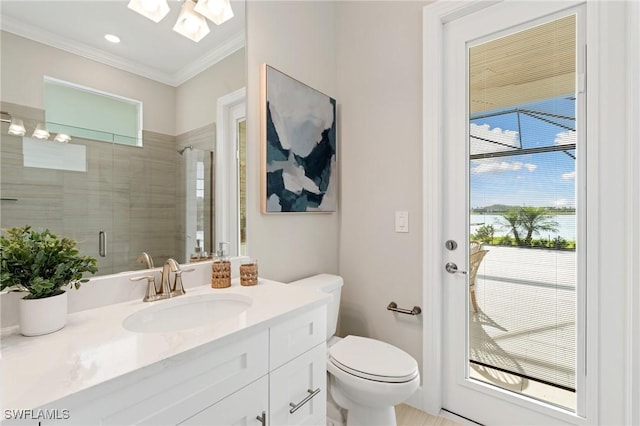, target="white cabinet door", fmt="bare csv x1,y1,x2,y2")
180,375,268,426
269,343,326,426
103,330,269,426
269,306,326,370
